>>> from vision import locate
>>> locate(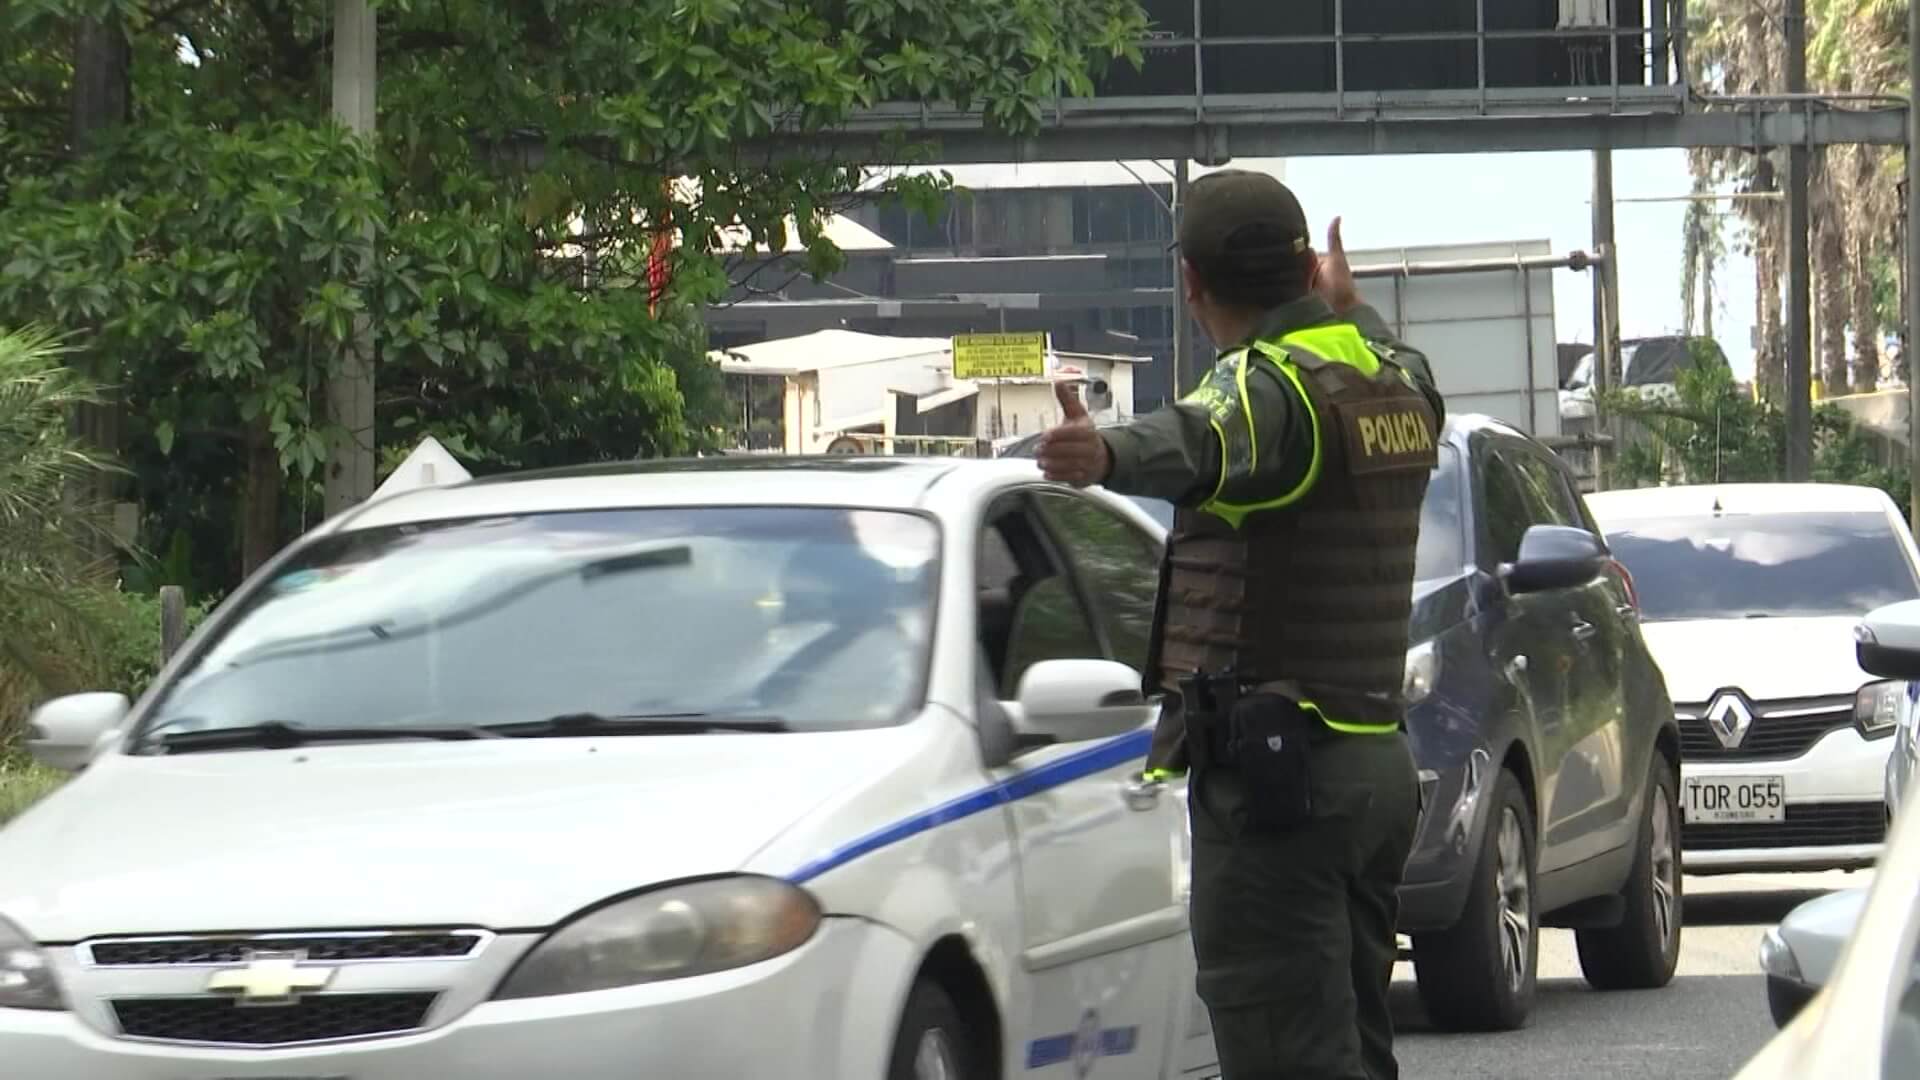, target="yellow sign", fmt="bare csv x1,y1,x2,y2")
952,333,1048,380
